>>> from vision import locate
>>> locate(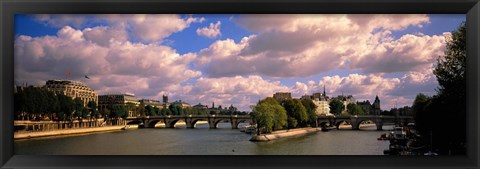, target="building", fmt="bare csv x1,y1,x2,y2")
356,95,382,115
193,103,208,109
273,92,292,103
98,93,140,116
162,95,170,107
313,99,333,116
140,99,163,109
44,80,98,107
170,100,191,108
372,95,381,115
357,100,373,115
334,94,355,114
